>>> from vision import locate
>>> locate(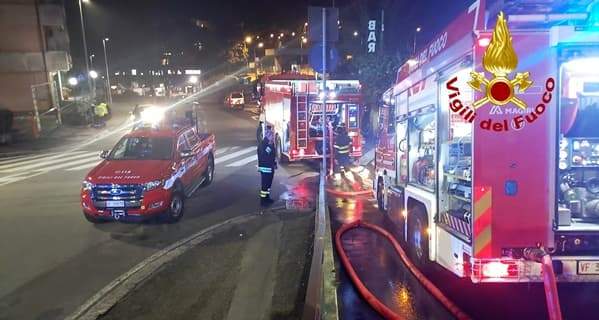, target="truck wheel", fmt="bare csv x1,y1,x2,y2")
377,178,385,212
166,192,185,223
407,206,429,269
276,136,288,165
202,154,214,187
